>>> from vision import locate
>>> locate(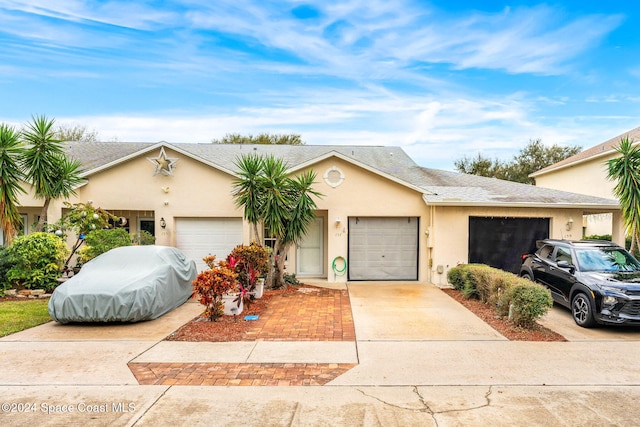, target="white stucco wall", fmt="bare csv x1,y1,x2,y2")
533,152,620,236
